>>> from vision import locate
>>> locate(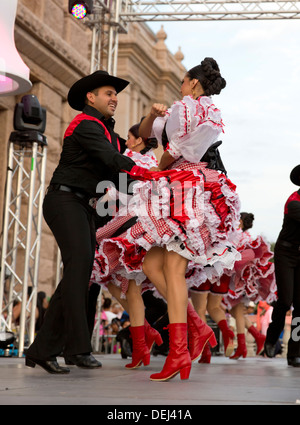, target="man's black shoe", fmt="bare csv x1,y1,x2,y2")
25,355,70,374
264,341,276,358
65,353,102,368
288,357,300,367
